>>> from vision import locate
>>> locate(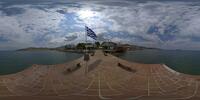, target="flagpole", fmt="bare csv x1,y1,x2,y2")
84,22,97,74
85,23,88,75
85,26,87,45
85,25,87,75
